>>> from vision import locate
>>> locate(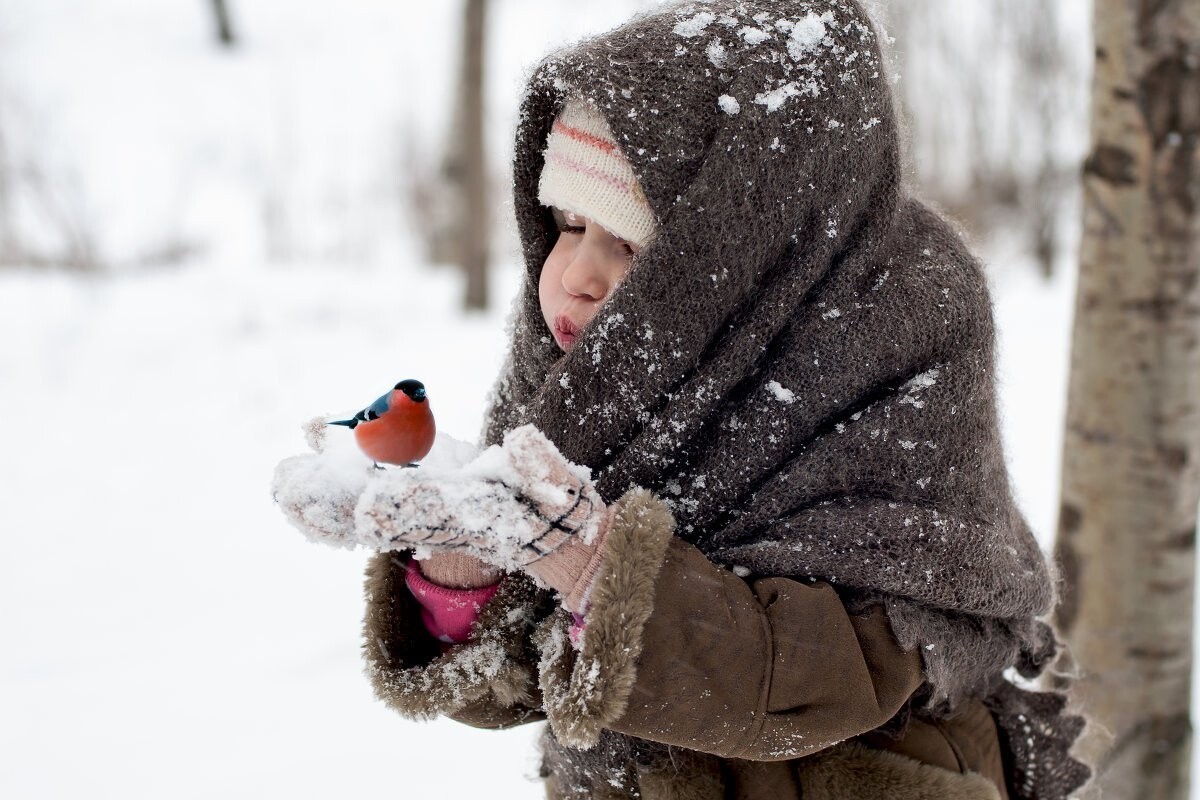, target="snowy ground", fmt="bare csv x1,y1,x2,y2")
0,1,1108,798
